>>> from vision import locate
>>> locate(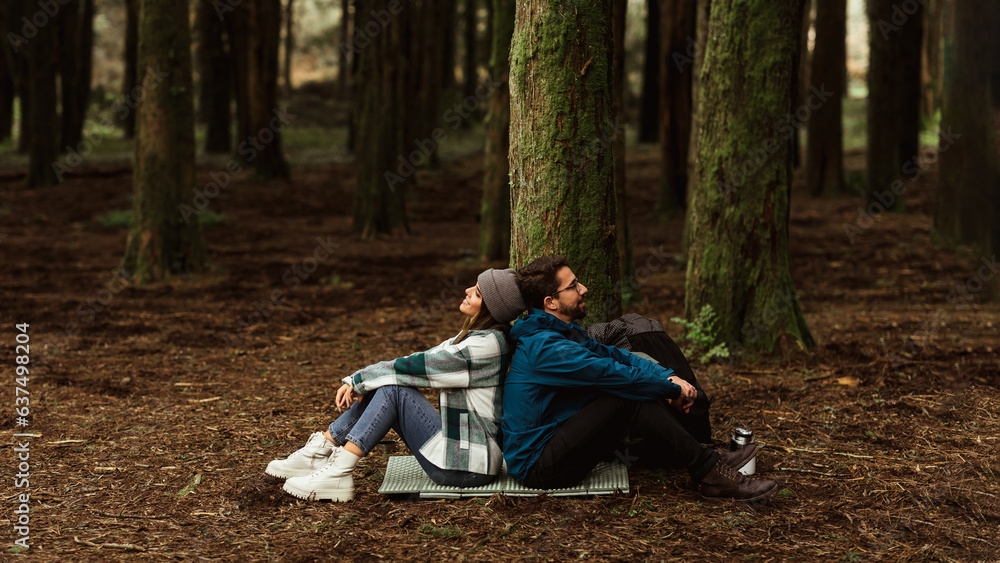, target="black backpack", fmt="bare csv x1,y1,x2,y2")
588,314,714,444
